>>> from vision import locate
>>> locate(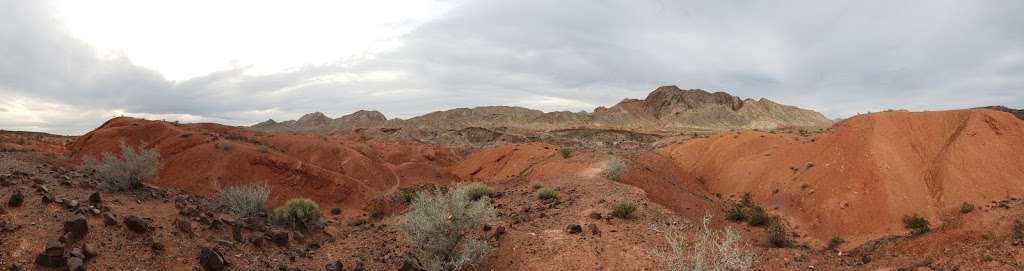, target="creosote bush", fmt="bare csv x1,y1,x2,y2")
746,206,769,227
398,183,496,271
654,215,756,271
462,182,493,201
827,236,845,250
83,140,161,191
537,187,558,201
274,198,321,229
611,201,638,219
766,219,792,248
217,183,270,217
902,214,930,236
